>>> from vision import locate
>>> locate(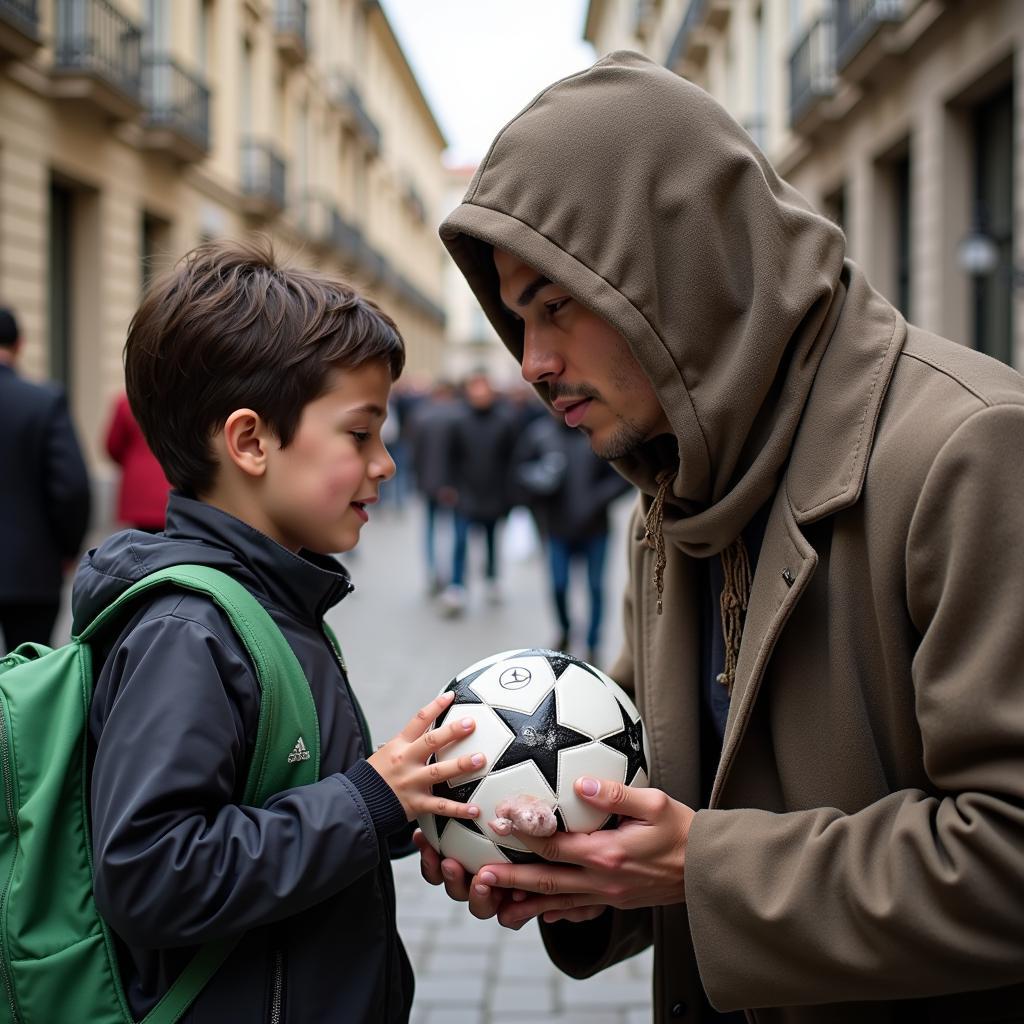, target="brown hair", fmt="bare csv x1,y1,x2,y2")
124,236,405,496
